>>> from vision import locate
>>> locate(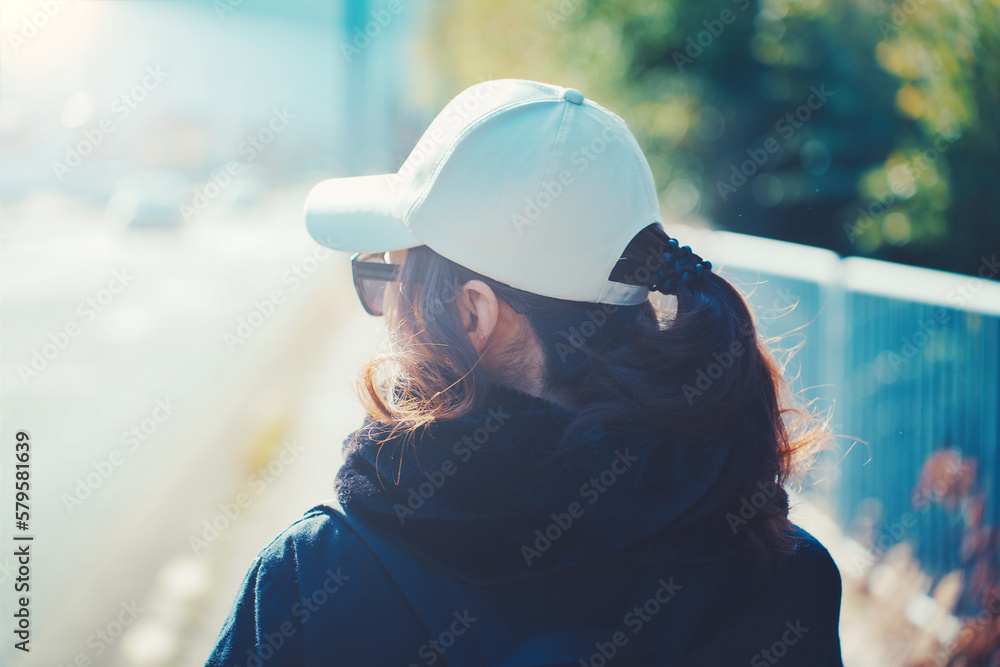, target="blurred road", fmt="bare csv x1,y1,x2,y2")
0,184,385,667
0,2,425,663
175,291,385,667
